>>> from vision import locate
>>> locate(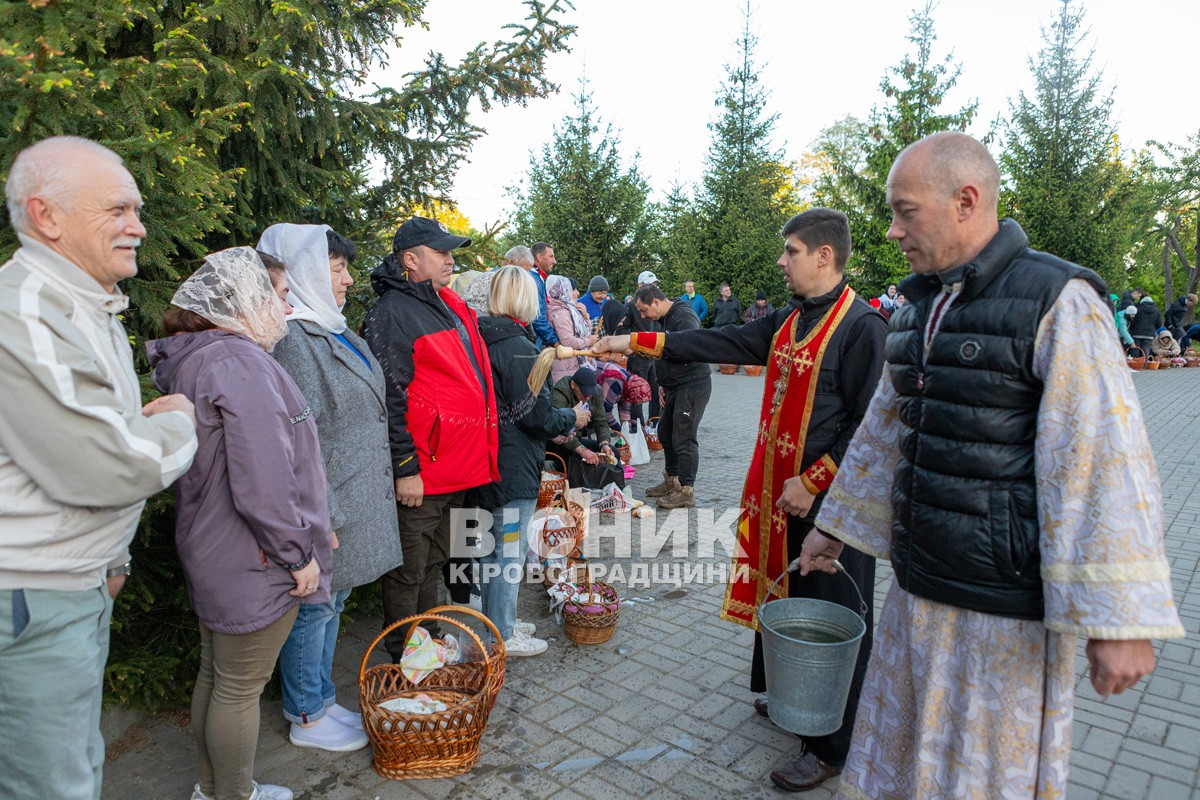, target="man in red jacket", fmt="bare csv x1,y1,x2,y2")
362,217,500,660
